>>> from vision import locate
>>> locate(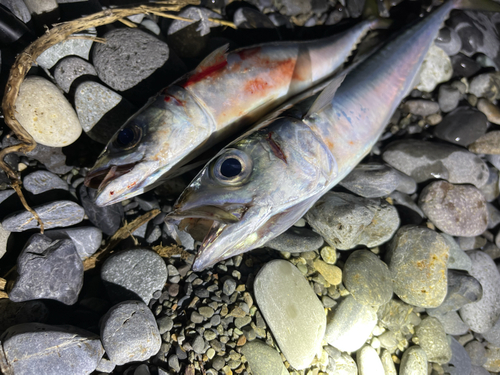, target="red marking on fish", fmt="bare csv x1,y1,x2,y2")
244,78,270,95
110,191,114,196
183,60,228,87
127,182,137,189
164,95,184,106
267,132,287,164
